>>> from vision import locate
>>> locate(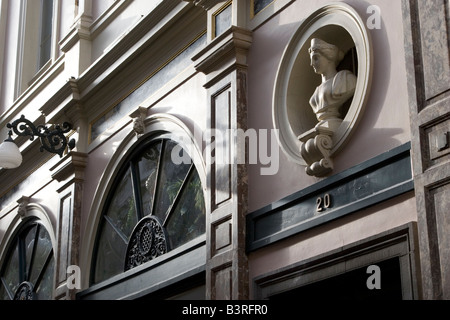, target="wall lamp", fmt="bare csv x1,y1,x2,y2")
0,115,76,169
